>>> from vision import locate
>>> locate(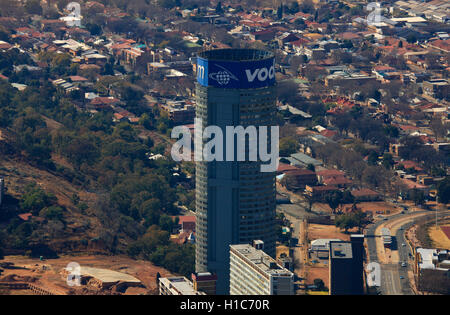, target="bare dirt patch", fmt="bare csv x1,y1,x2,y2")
355,201,401,216
305,266,329,288
1,255,172,295
308,224,351,242
429,225,450,249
